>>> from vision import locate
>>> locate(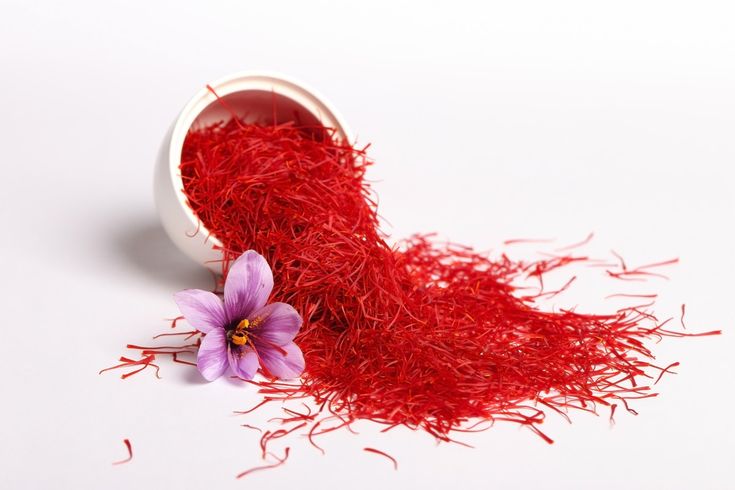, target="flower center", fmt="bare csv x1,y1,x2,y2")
230,318,250,346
